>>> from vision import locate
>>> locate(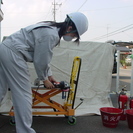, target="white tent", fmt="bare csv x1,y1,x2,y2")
0,41,115,116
